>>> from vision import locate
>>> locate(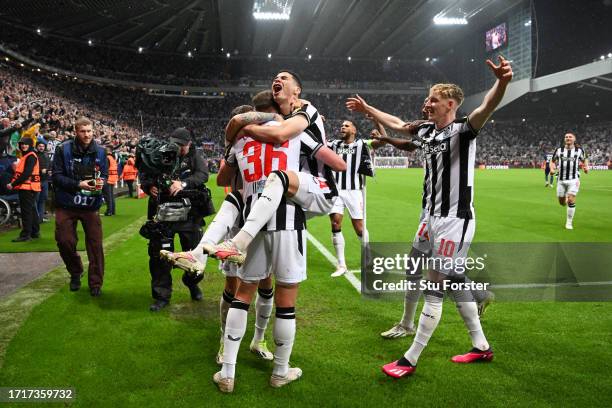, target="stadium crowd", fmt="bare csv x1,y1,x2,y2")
1,60,611,171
